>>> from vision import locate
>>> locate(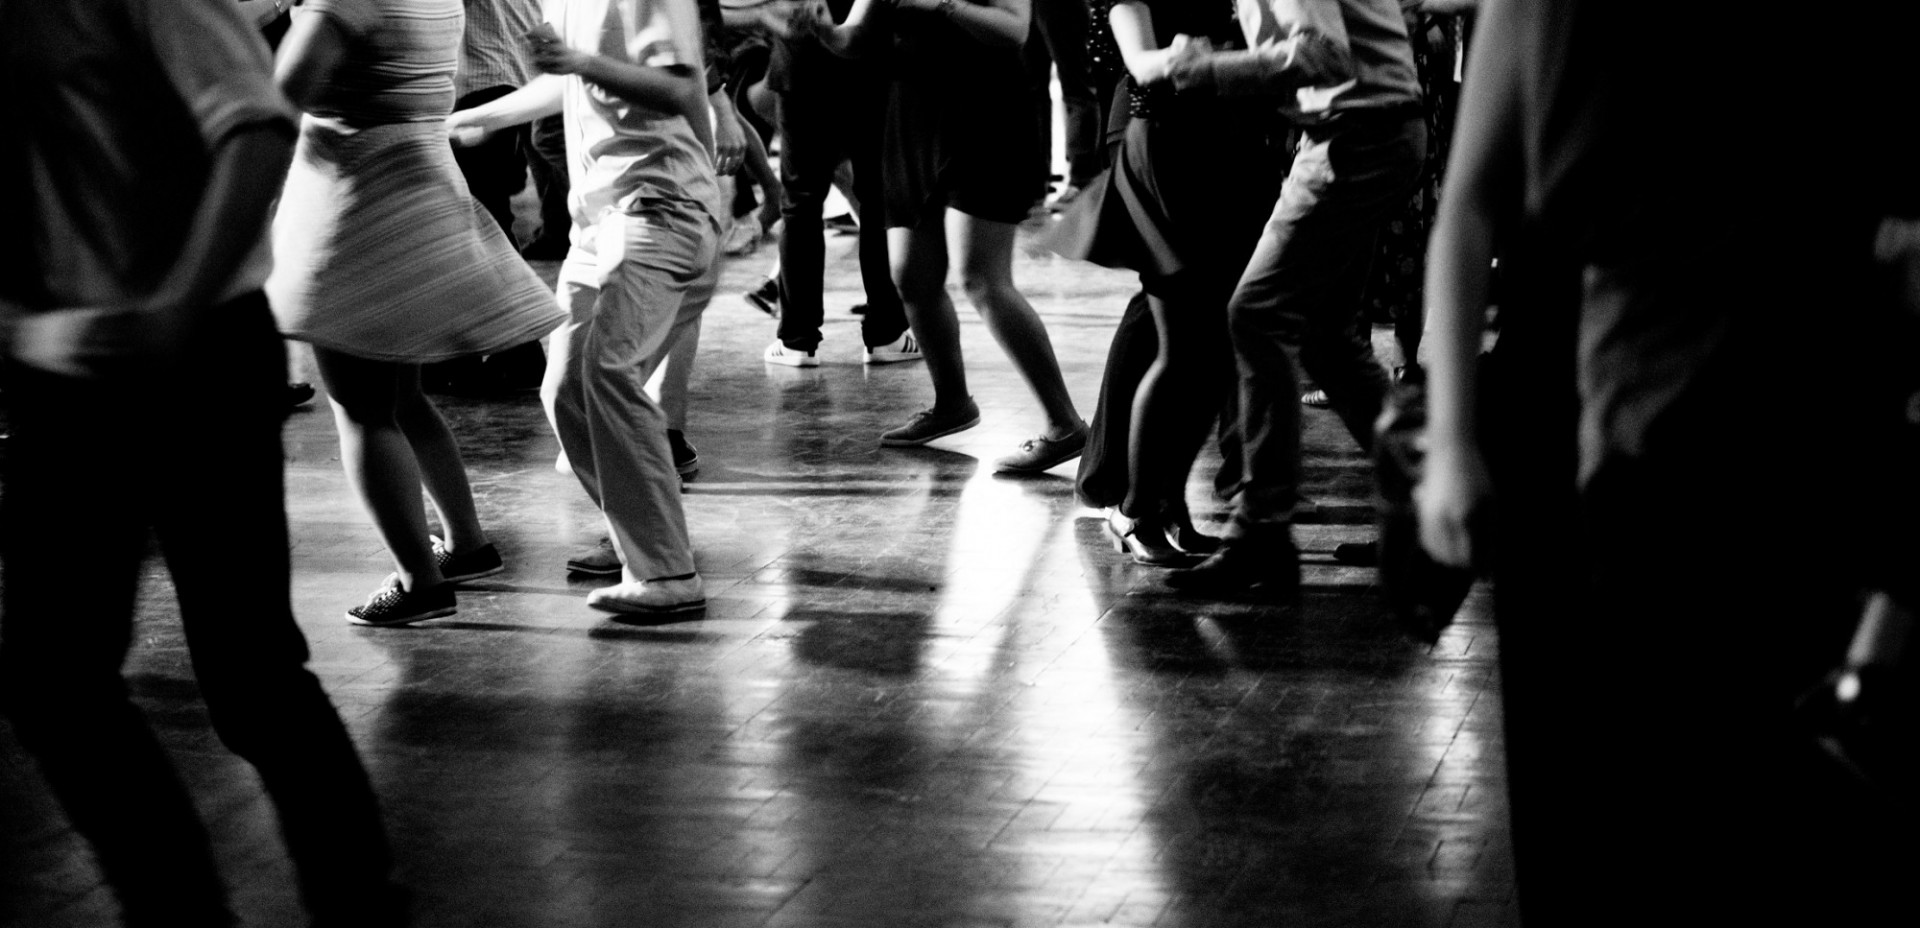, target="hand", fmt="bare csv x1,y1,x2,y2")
713,110,747,175
1414,439,1493,569
446,111,492,148
526,23,589,75
1146,33,1209,85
